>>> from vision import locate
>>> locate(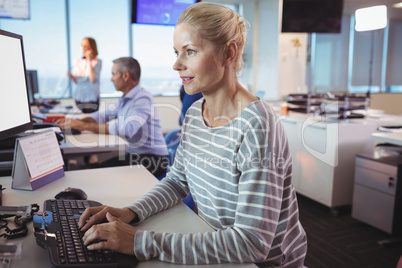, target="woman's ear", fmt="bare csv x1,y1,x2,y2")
225,41,238,66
